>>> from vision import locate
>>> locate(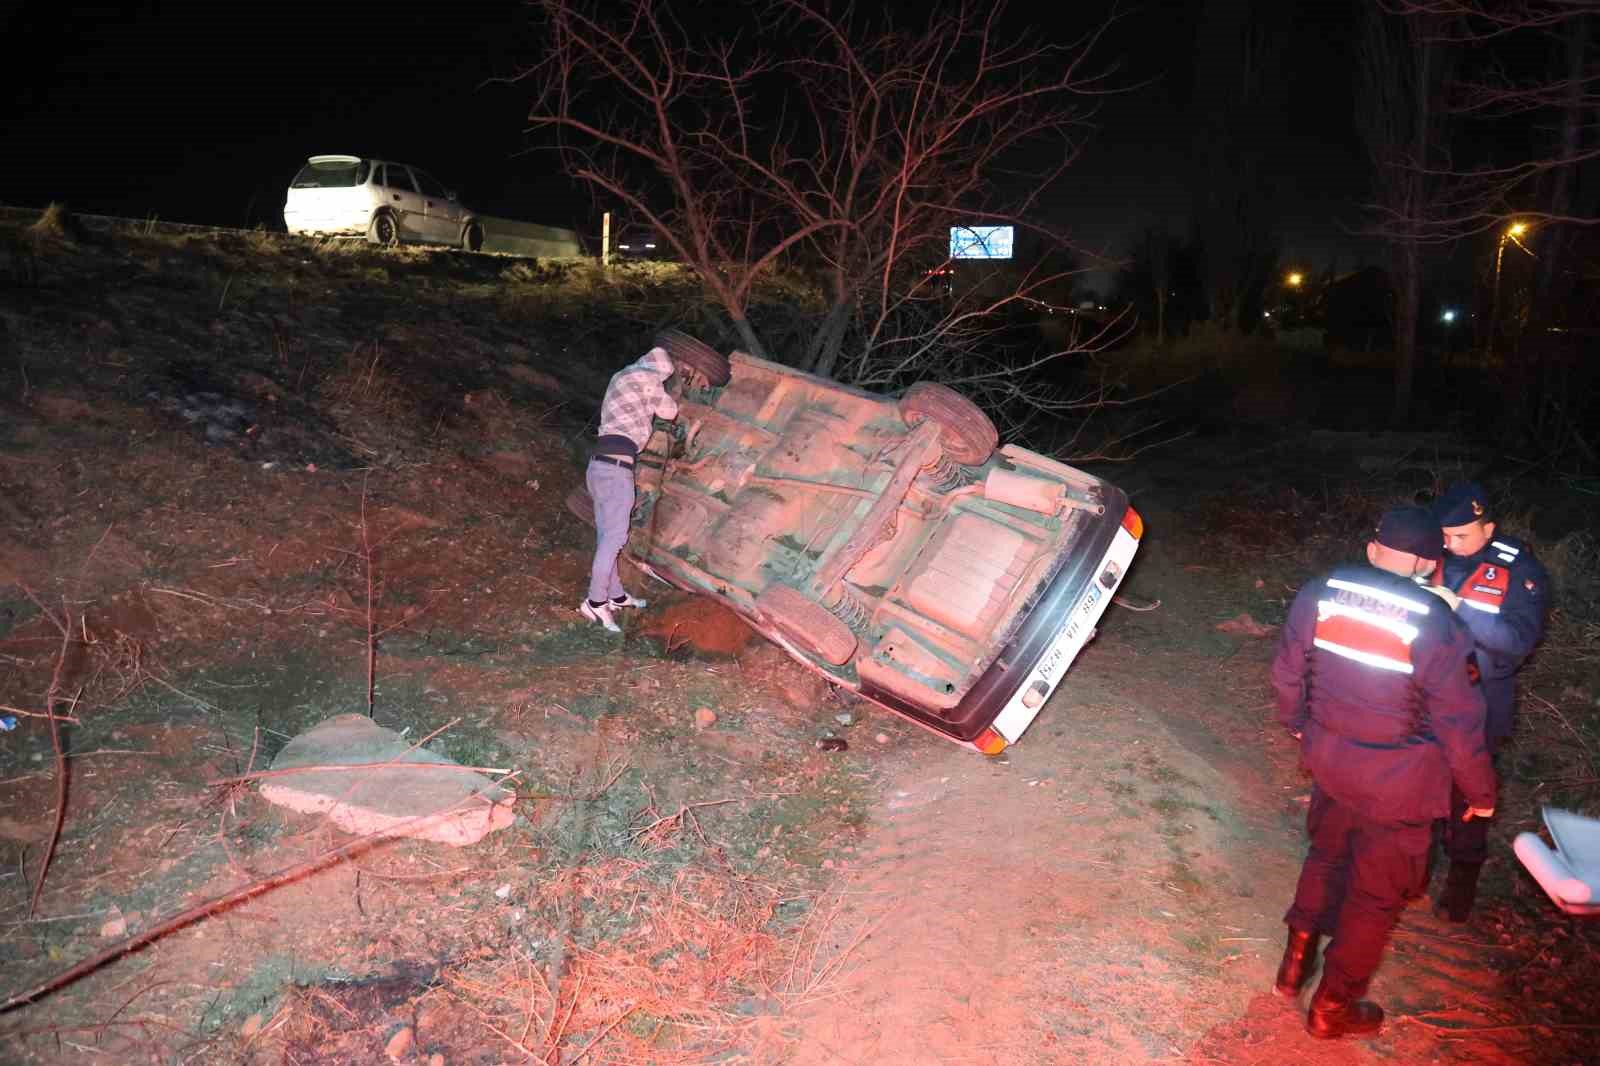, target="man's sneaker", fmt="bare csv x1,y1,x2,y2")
579,600,622,633
610,593,648,609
